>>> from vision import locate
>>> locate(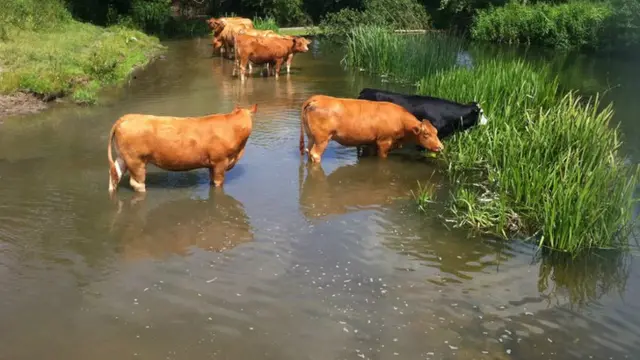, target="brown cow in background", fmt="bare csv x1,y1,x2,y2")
207,17,254,58
233,34,311,82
